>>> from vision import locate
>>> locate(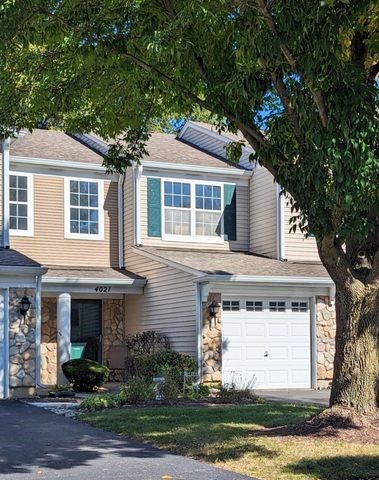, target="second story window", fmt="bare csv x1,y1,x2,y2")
9,173,33,236
161,179,224,242
65,178,103,239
